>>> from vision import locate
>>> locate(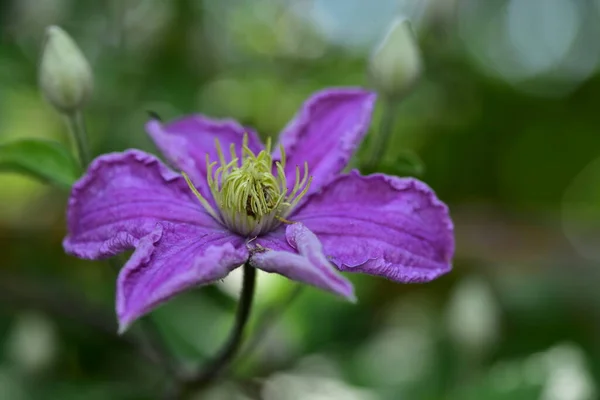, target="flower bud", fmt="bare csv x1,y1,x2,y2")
369,19,422,99
39,26,93,114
